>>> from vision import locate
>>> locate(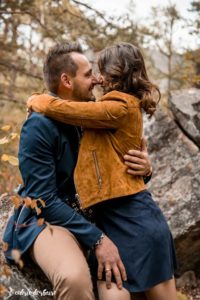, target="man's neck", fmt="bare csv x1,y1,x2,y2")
56,90,73,100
